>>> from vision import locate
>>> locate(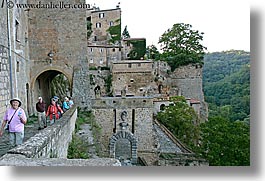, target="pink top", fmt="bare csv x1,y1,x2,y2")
3,107,26,133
